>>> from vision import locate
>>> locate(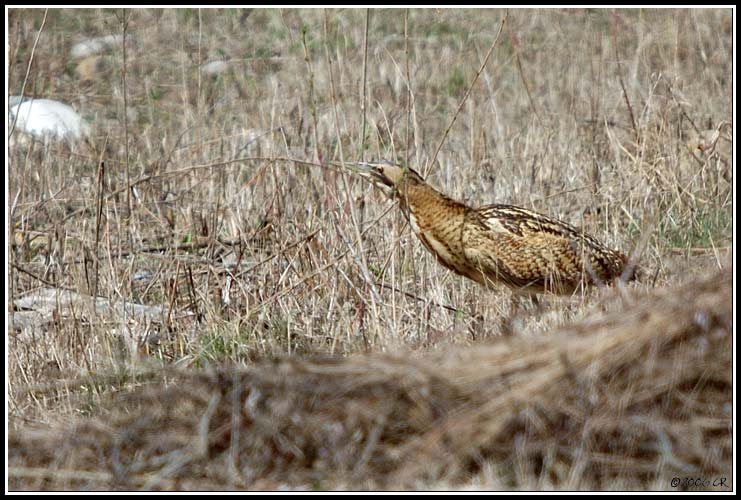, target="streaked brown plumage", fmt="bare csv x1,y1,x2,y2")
334,160,633,296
